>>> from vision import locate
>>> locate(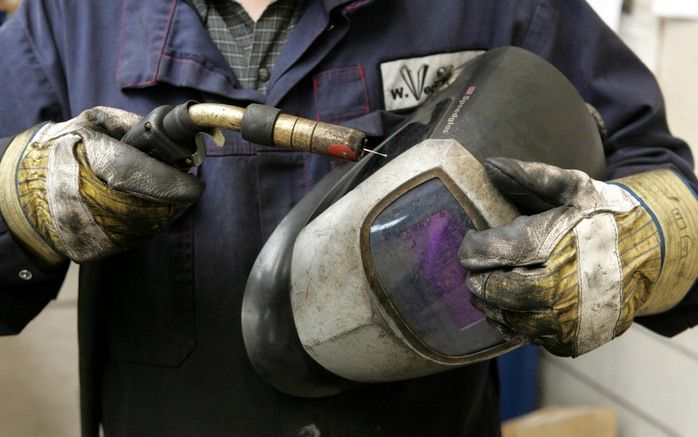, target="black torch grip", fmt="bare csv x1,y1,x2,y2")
240,103,281,147
121,101,201,169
